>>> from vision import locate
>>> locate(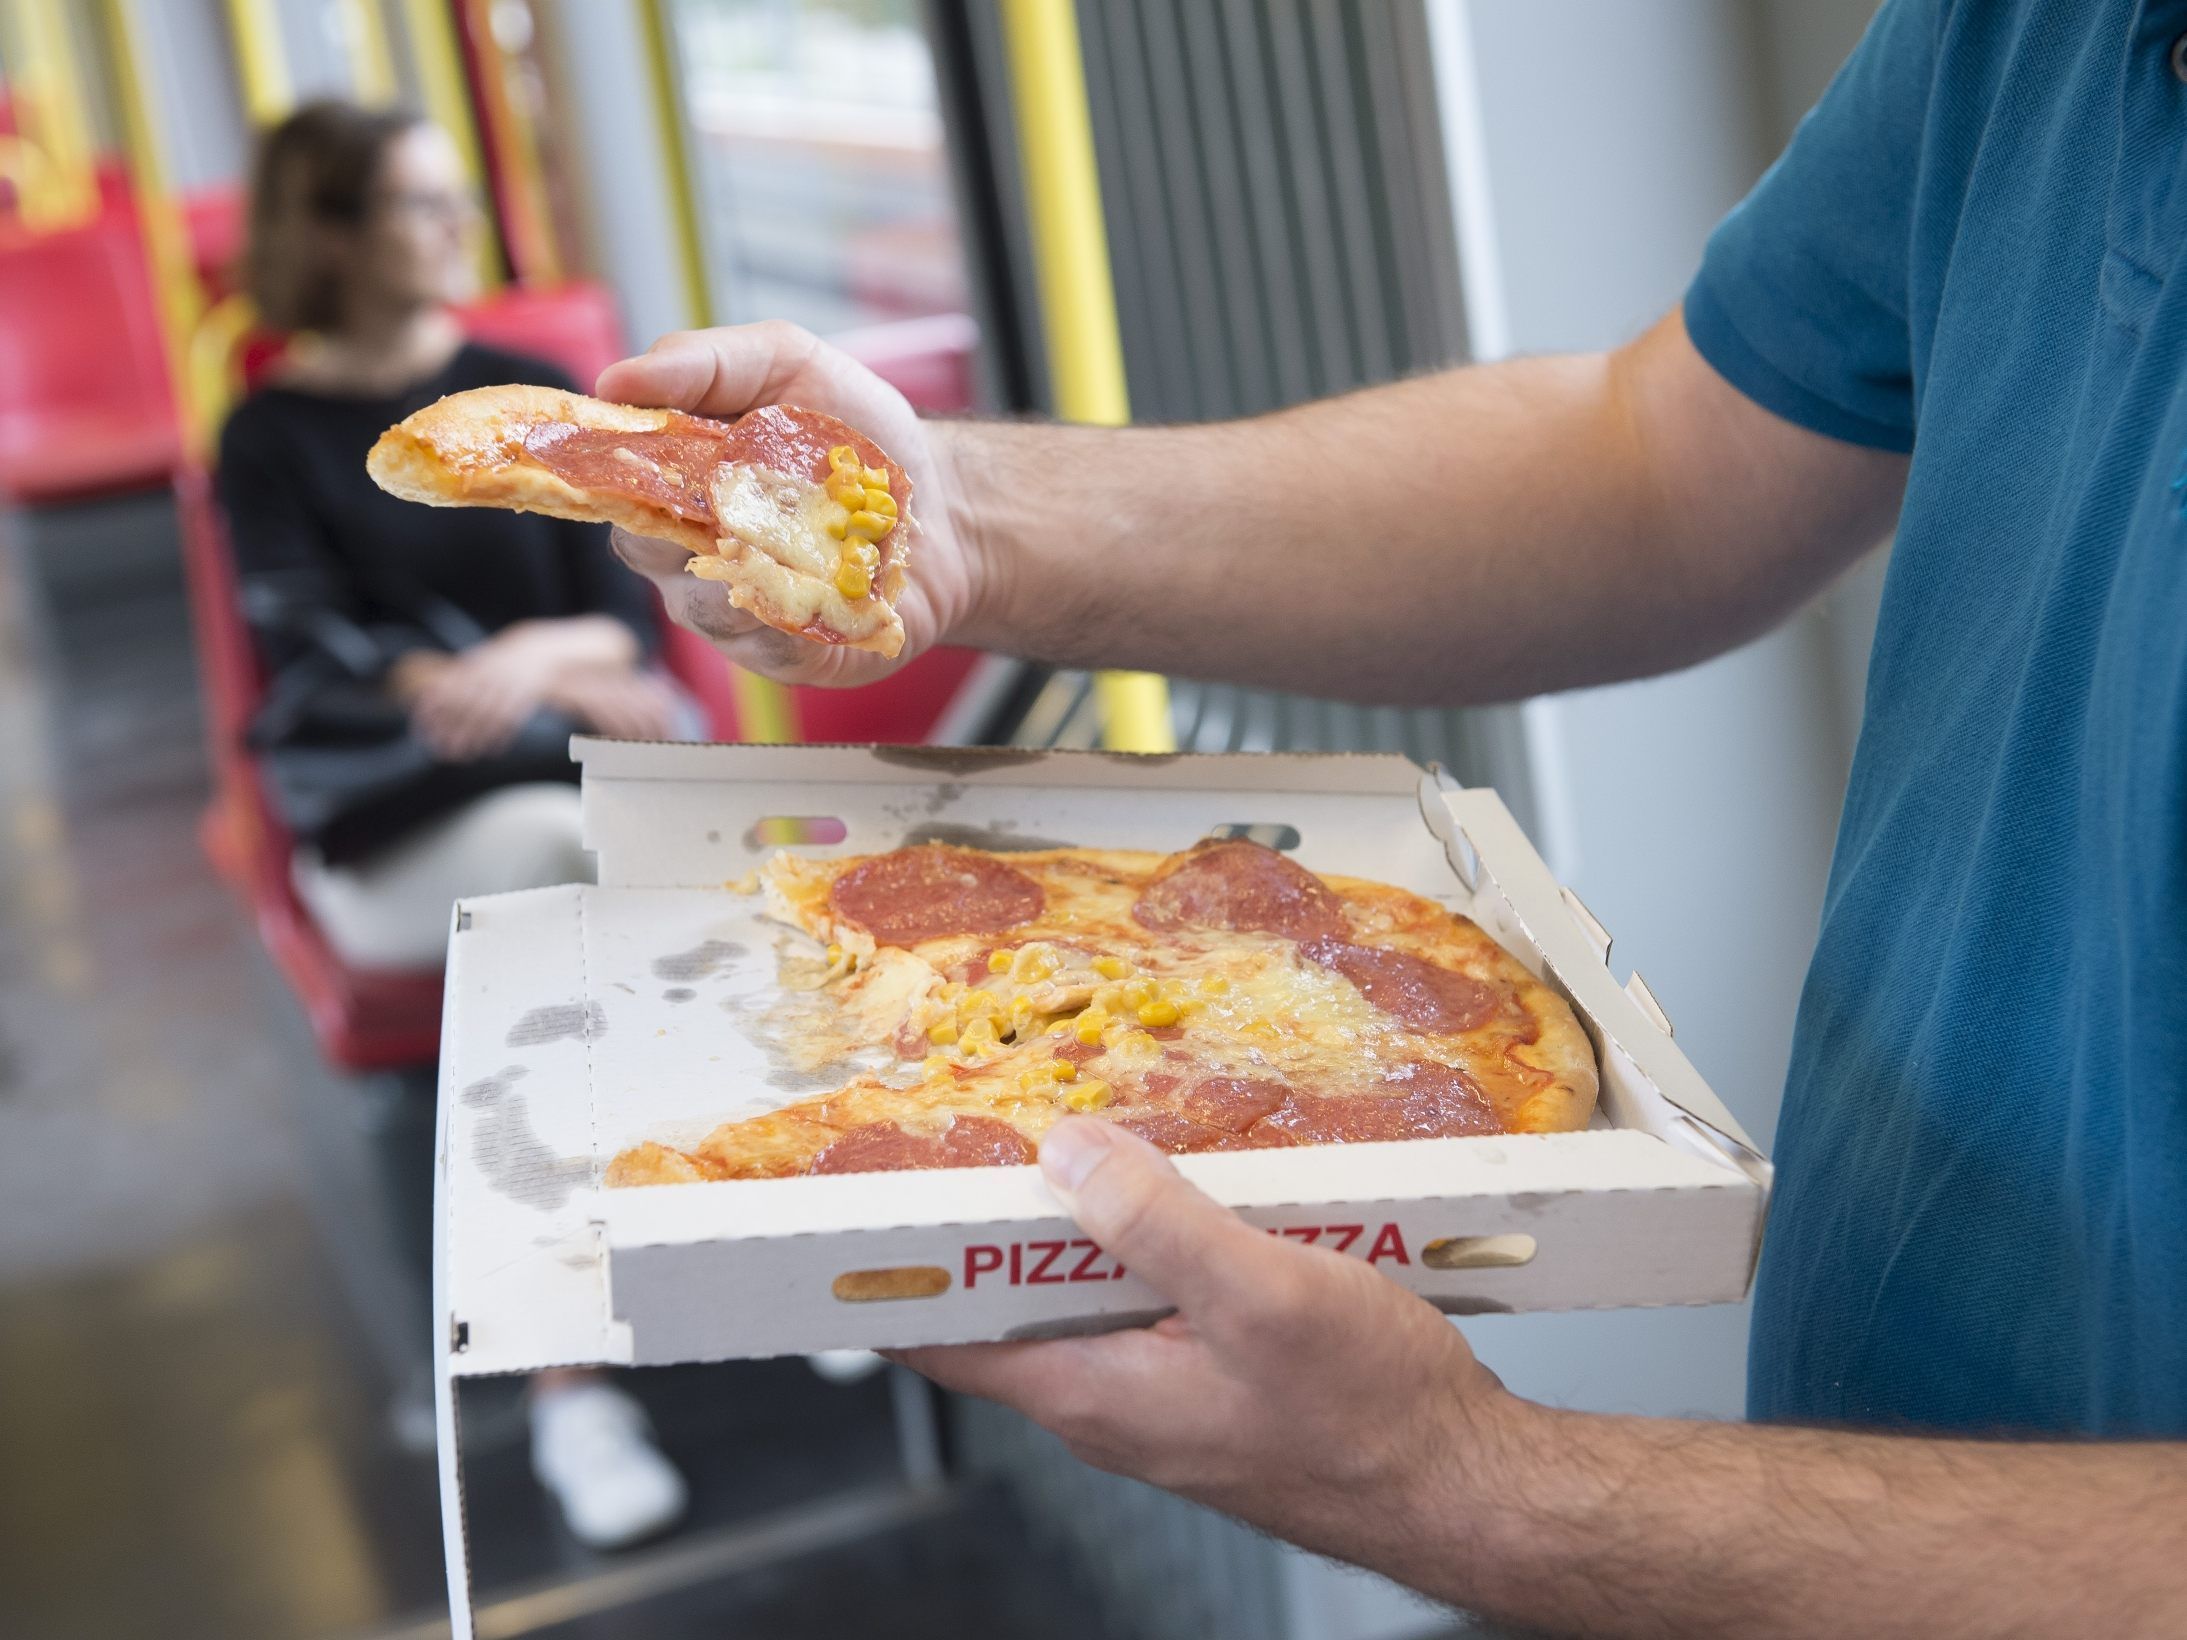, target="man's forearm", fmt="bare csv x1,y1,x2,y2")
1417,1401,2187,1638
940,314,1906,706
